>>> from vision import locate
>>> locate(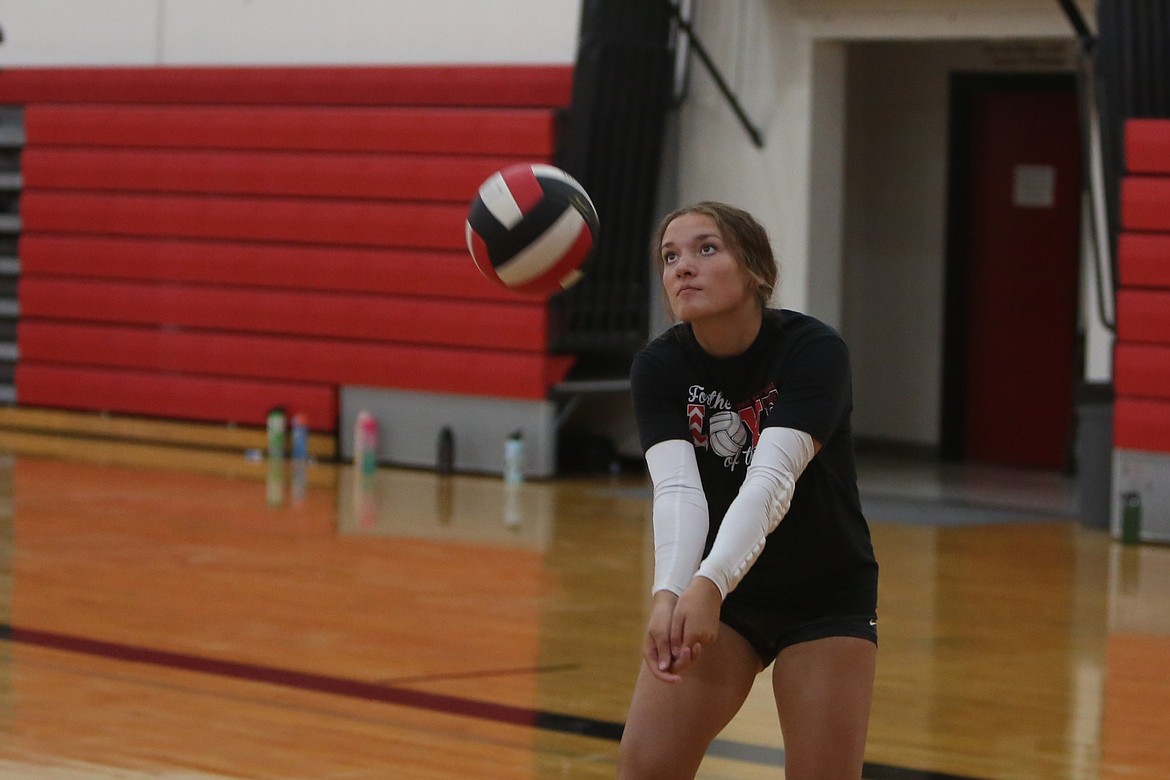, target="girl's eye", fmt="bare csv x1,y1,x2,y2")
662,251,679,264
700,243,717,255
